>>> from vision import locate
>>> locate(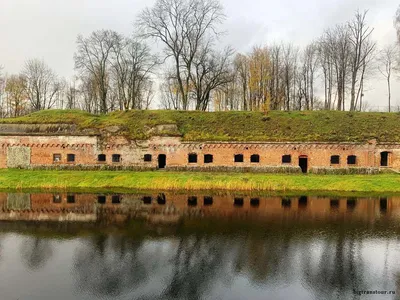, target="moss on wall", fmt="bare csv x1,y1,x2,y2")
7,147,31,168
